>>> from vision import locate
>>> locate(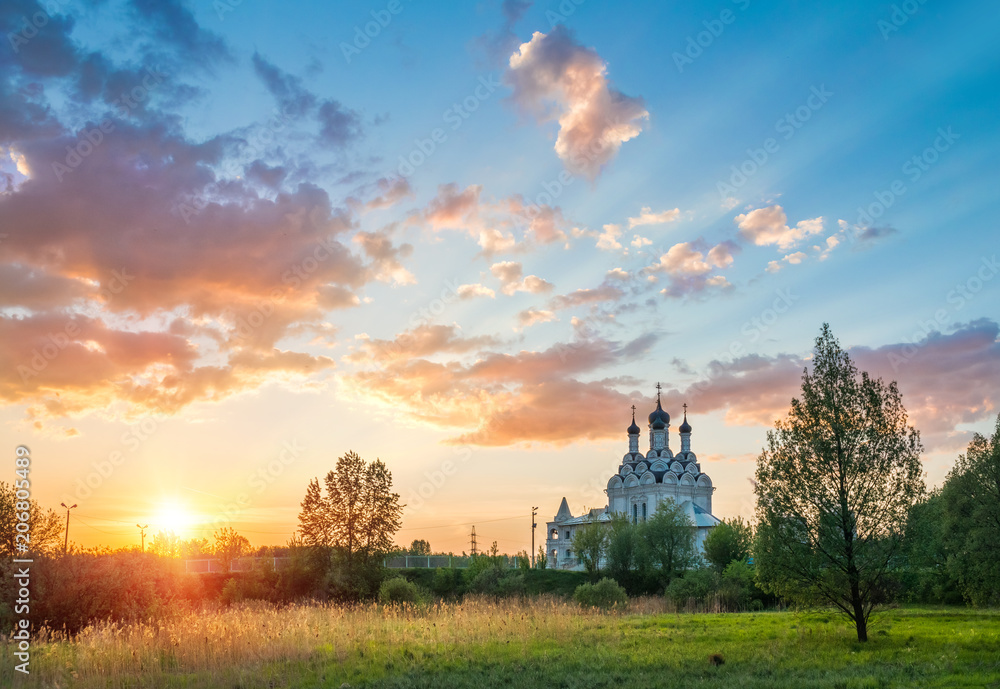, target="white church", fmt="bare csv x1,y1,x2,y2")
545,387,721,570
